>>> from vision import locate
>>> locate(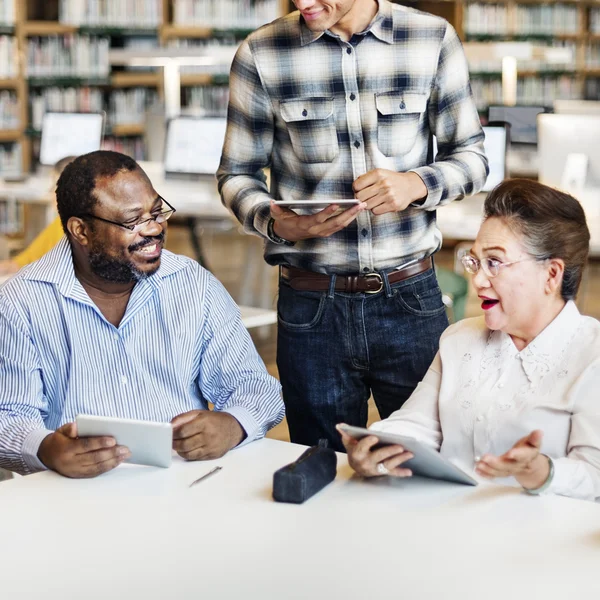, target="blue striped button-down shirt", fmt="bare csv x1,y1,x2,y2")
0,237,284,475
218,0,488,274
